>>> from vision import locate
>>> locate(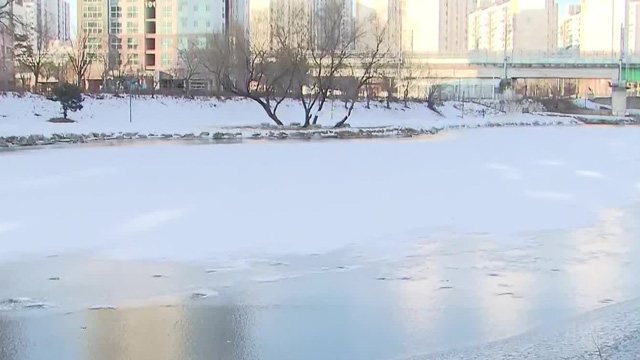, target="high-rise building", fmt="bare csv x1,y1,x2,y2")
78,0,247,83
629,0,640,54
439,0,476,54
580,0,625,53
269,0,311,48
355,0,388,50
312,0,354,50
1,0,25,88
558,5,580,49
52,0,70,42
248,0,270,48
468,0,557,53
22,0,62,41
387,0,475,55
